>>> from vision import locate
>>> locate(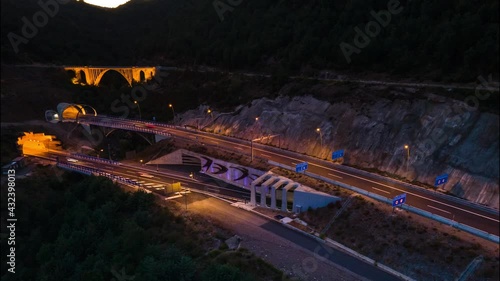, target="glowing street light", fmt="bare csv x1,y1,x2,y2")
140,159,143,166
316,128,323,147
404,144,410,171
134,100,142,120
250,117,261,162
168,103,175,122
